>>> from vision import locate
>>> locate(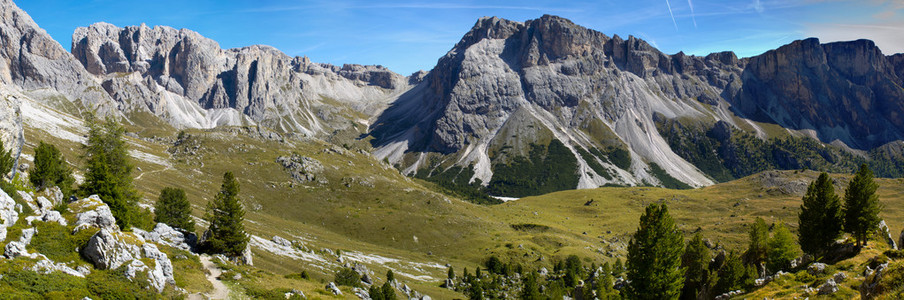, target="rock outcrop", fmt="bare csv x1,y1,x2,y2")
878,220,897,250
0,186,18,241
136,222,197,251
72,195,119,232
